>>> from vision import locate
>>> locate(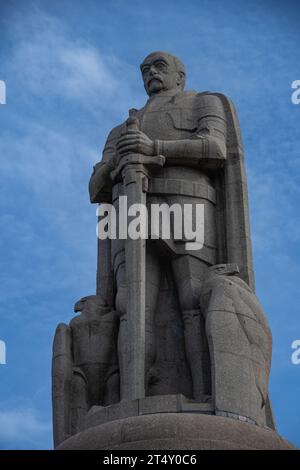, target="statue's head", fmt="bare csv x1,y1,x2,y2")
209,263,239,277
74,295,109,314
140,51,186,97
